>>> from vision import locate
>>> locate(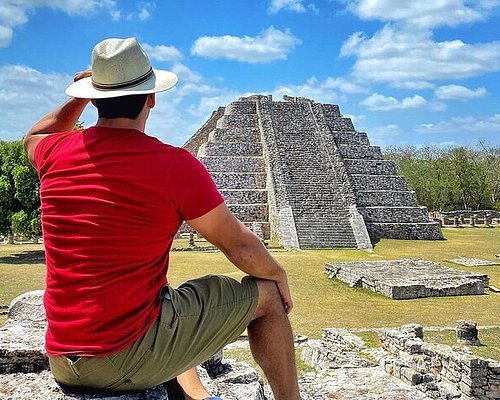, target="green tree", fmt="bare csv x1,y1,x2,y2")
0,140,41,242
384,144,499,212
